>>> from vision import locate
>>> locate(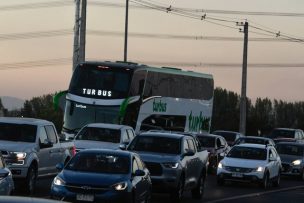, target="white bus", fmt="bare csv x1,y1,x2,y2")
56,61,214,136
